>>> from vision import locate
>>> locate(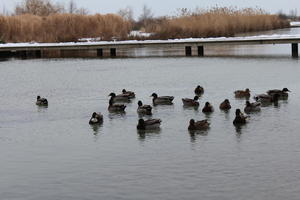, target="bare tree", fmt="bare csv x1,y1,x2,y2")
68,0,77,14
139,4,153,22
15,0,63,16
118,6,134,22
